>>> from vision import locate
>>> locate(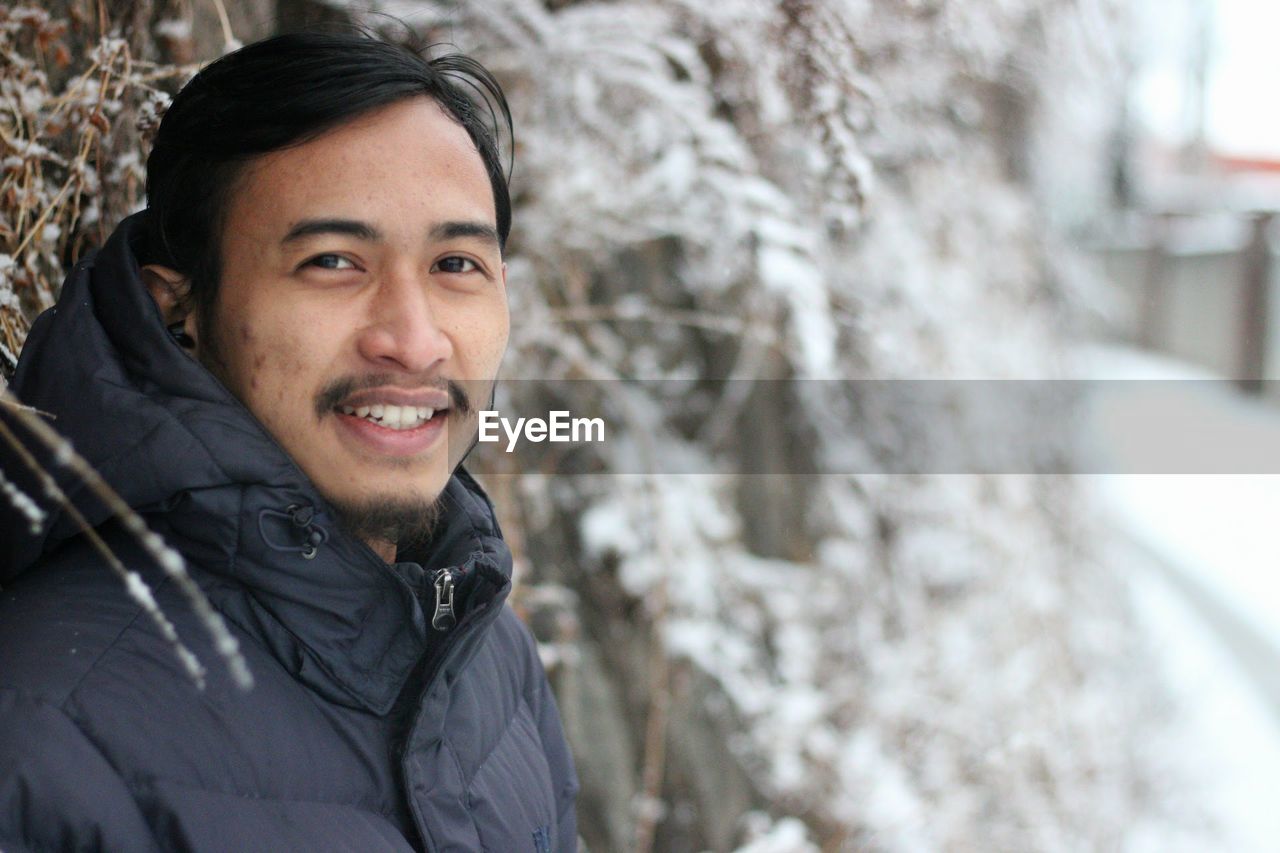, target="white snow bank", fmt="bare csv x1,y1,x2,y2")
1079,342,1280,850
